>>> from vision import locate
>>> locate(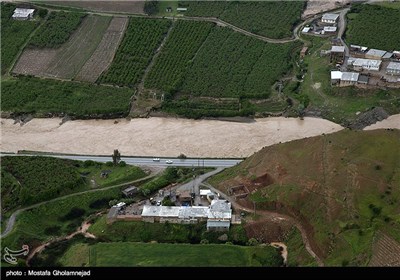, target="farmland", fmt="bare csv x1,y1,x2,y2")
29,11,85,48
180,1,305,39
43,1,145,14
100,18,171,87
1,2,41,74
345,4,400,51
0,156,146,213
75,17,128,83
144,21,213,91
66,242,282,267
160,26,297,117
1,76,134,118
